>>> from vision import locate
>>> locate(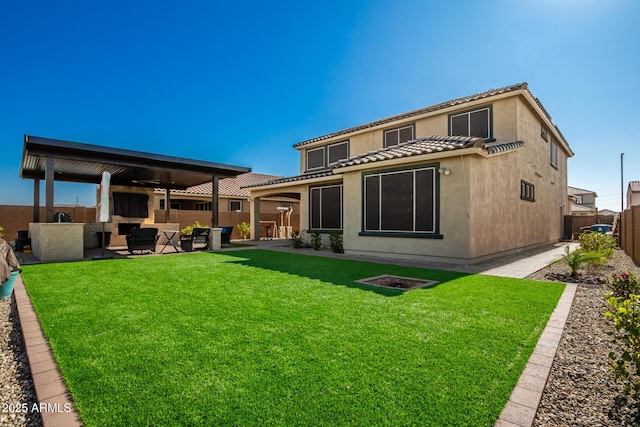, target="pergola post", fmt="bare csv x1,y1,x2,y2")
164,188,171,223
211,175,219,228
251,197,261,240
33,179,40,223
45,157,54,223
